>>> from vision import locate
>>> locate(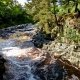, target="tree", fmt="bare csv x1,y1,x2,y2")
26,0,55,35
0,0,33,28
